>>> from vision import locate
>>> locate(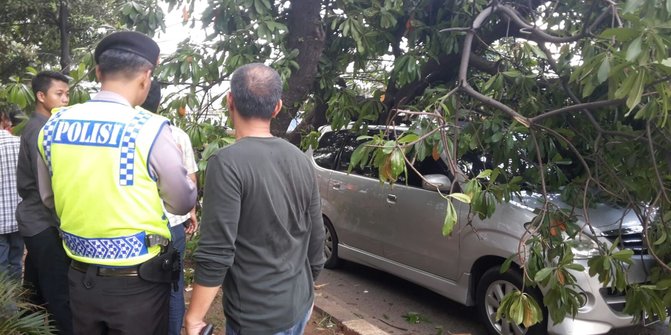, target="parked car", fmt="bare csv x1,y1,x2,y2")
307,125,657,335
